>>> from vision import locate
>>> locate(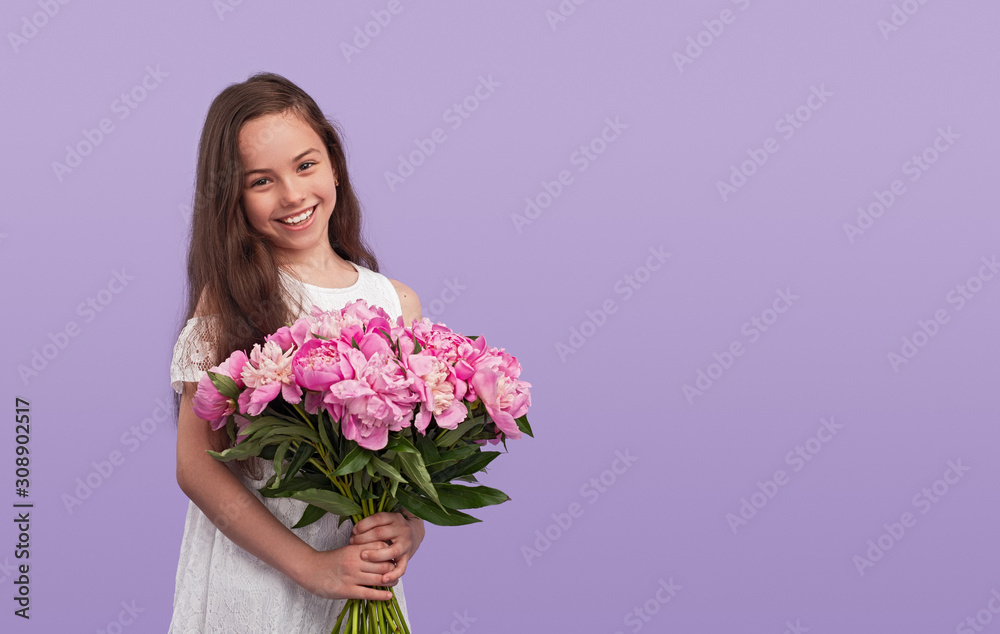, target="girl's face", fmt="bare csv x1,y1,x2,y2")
238,110,337,261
